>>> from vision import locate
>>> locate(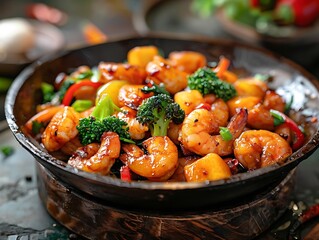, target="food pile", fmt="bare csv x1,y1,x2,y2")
24,46,306,183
